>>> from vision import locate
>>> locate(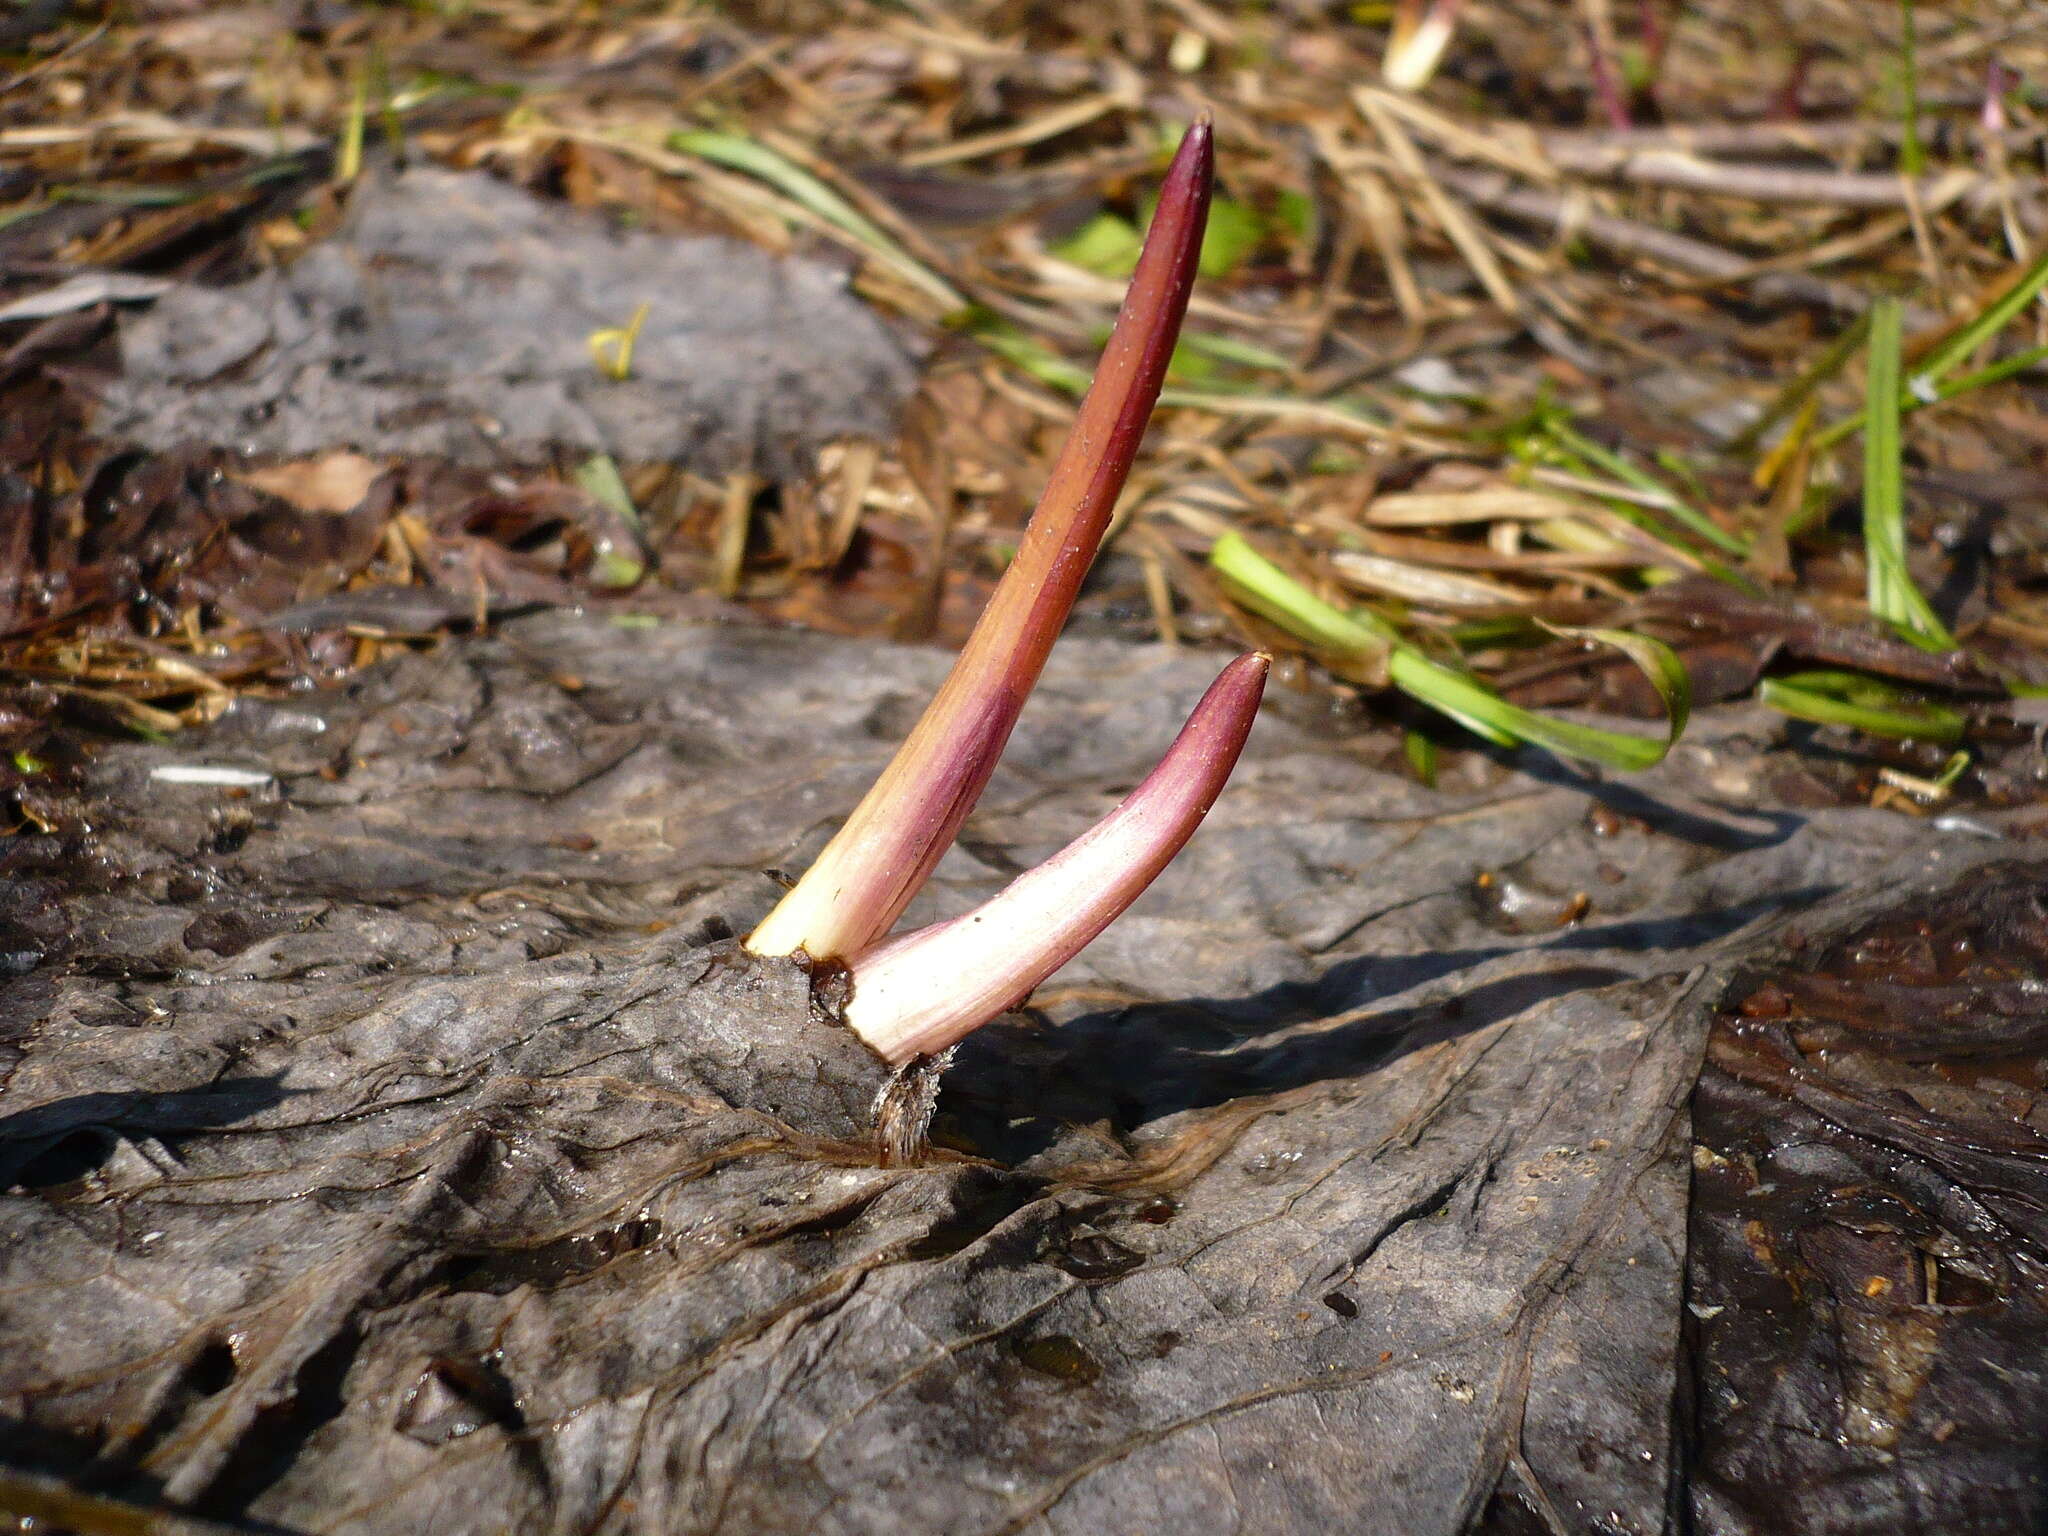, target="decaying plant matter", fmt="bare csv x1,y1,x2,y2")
748,122,1270,1067
3,606,2021,1536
